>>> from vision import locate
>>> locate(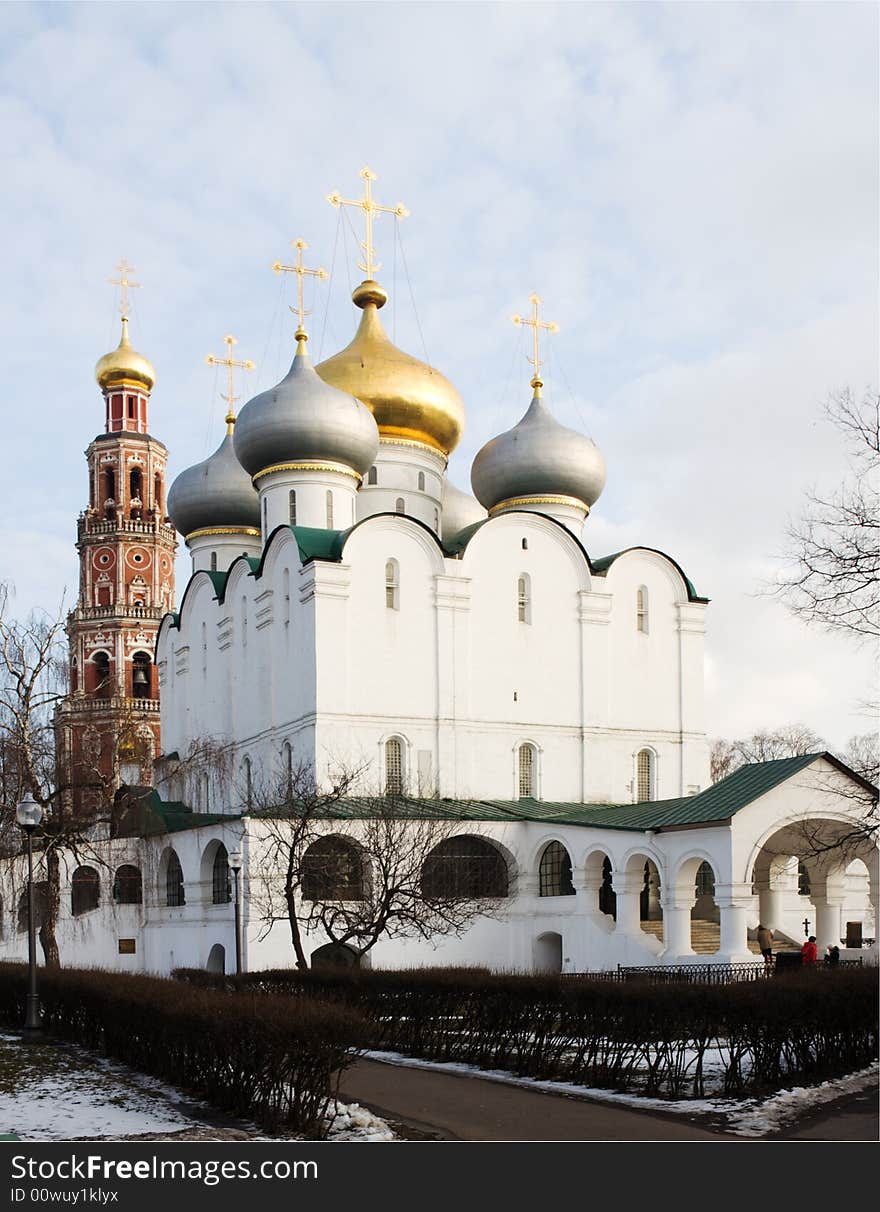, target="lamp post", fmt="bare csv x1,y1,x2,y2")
229,848,242,976
16,791,44,1038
